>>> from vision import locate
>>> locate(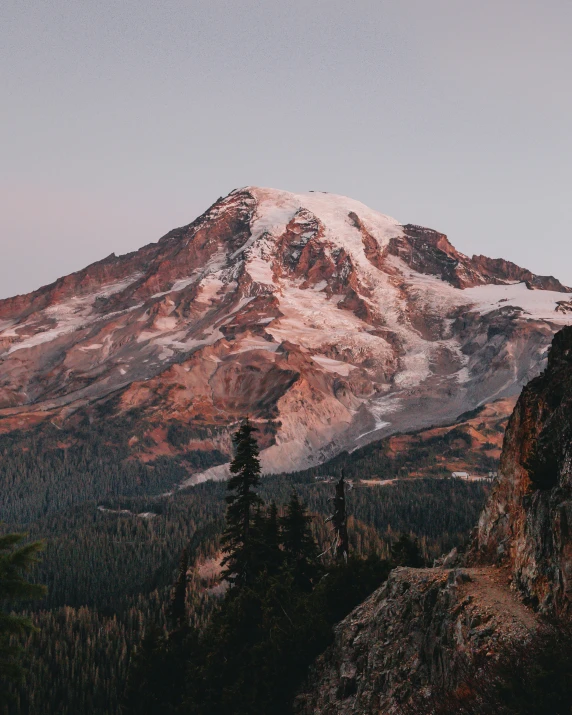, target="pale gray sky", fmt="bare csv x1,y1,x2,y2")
1,1,571,298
